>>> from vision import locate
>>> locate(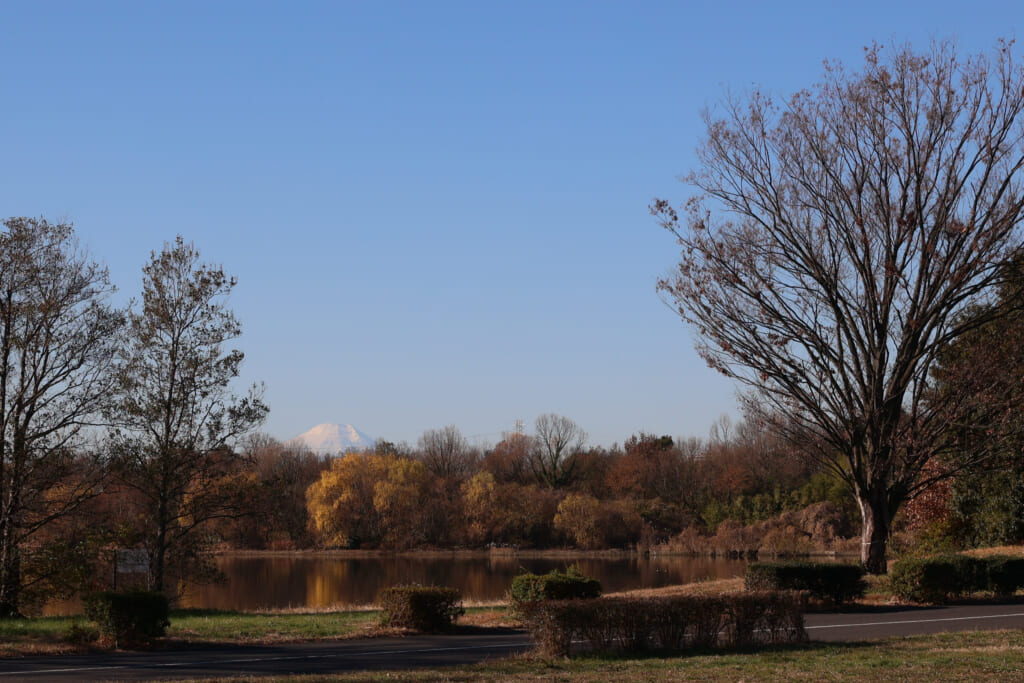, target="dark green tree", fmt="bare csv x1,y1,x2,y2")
108,236,268,593
929,258,1024,547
